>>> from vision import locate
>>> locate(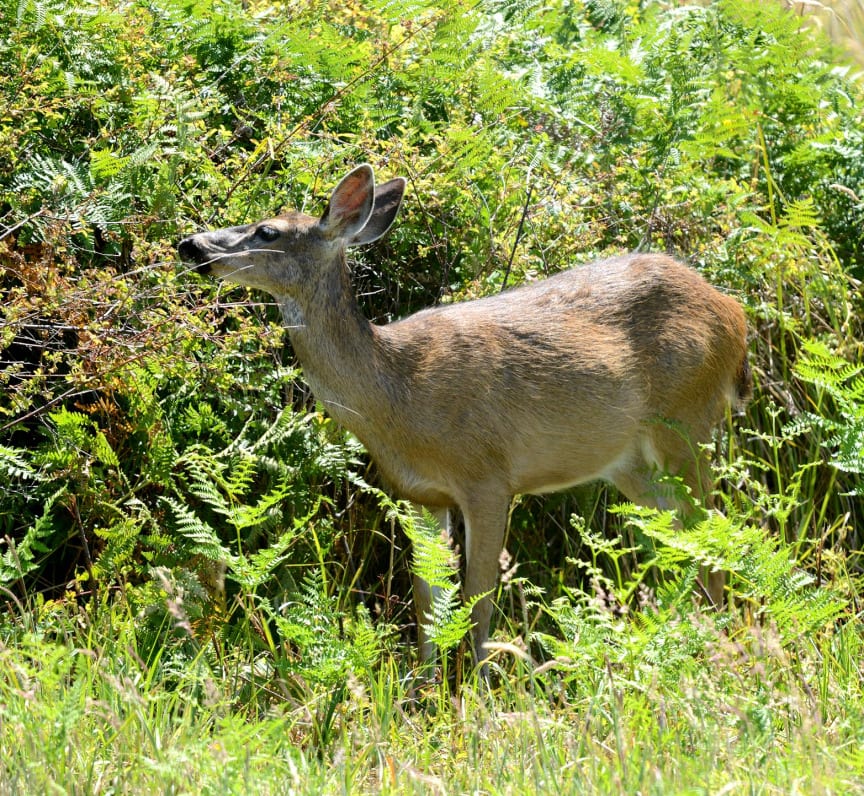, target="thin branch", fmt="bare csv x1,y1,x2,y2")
500,182,534,292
